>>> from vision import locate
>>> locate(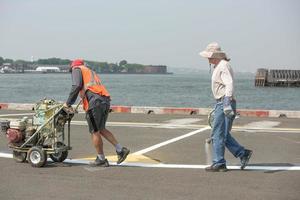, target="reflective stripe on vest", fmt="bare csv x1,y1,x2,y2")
83,70,102,92
73,65,110,111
